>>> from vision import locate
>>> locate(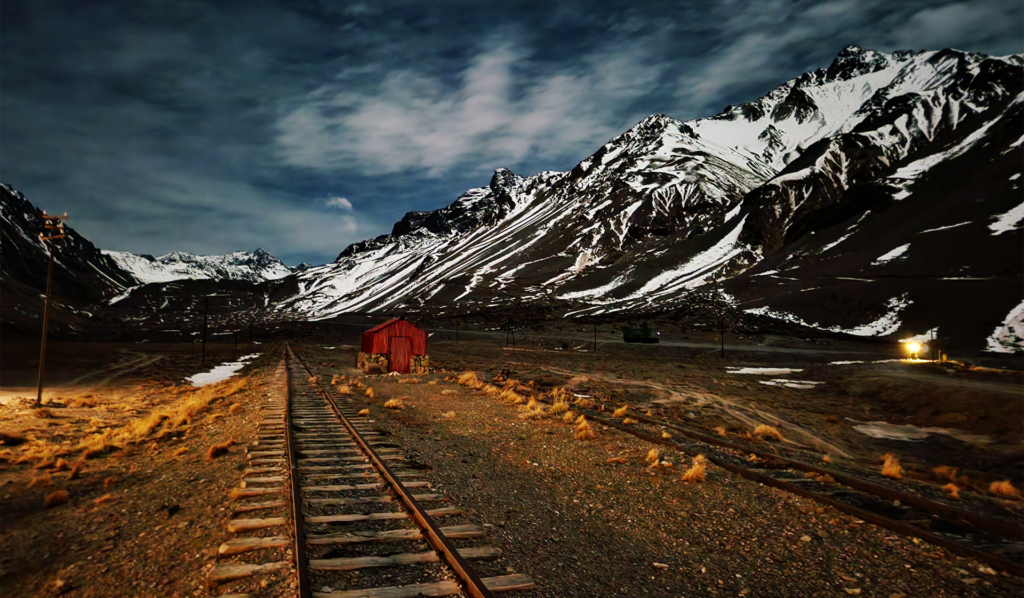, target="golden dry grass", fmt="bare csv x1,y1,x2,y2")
206,439,235,461
646,449,660,463
229,403,242,415
103,476,118,488
713,426,727,437
518,406,546,420
441,389,457,396
337,385,353,395
442,411,456,420
357,408,370,416
574,417,595,440
67,396,98,408
550,400,569,415
27,474,53,489
44,490,69,508
942,483,961,499
34,408,57,419
499,388,524,404
94,494,112,505
172,447,188,457
622,417,638,425
398,378,419,384
365,387,375,399
932,466,960,482
549,387,570,403
613,405,629,418
384,398,404,410
682,455,707,482
752,424,783,442
881,454,903,480
989,480,1020,500
562,411,577,423
822,454,832,464
307,376,318,385
67,457,86,480
457,372,480,386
